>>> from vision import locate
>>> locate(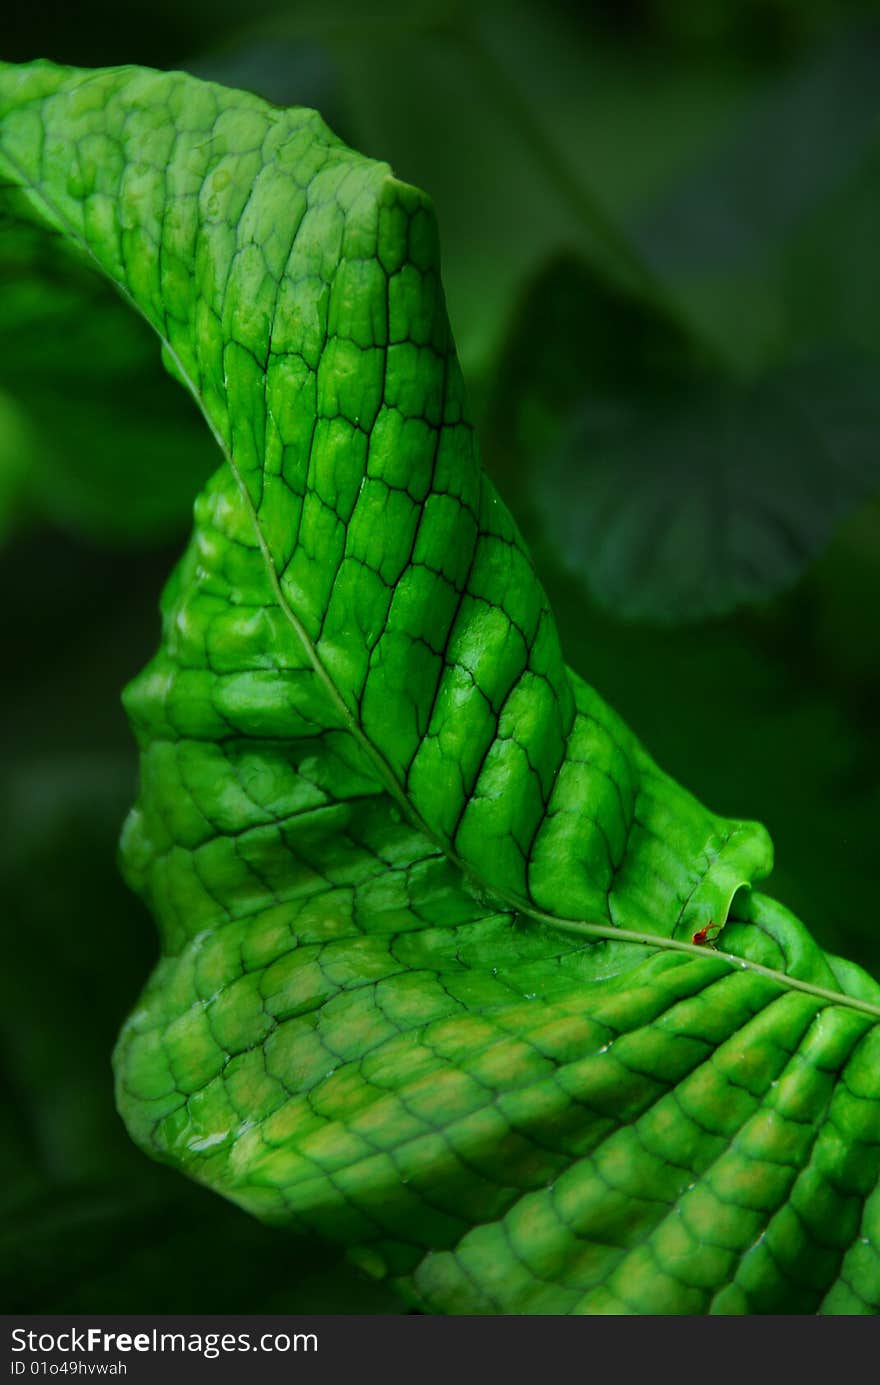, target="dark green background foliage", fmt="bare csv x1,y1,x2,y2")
3,0,880,1312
